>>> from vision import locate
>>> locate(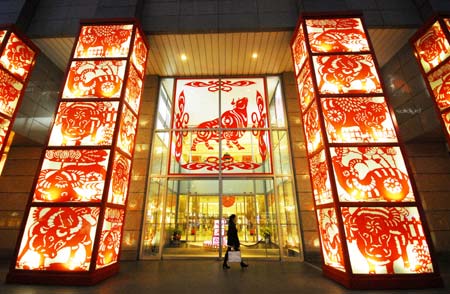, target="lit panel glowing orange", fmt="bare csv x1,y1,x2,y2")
7,19,148,286
16,207,100,271
312,54,382,95
32,149,110,202
303,101,323,154
96,208,124,269
306,18,370,53
107,152,131,205
74,24,133,58
317,208,345,272
413,21,450,74
0,25,38,173
309,150,332,205
49,102,119,146
342,207,433,274
412,14,450,149
62,60,126,99
331,146,414,202
291,14,442,289
321,97,397,143
297,62,315,112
